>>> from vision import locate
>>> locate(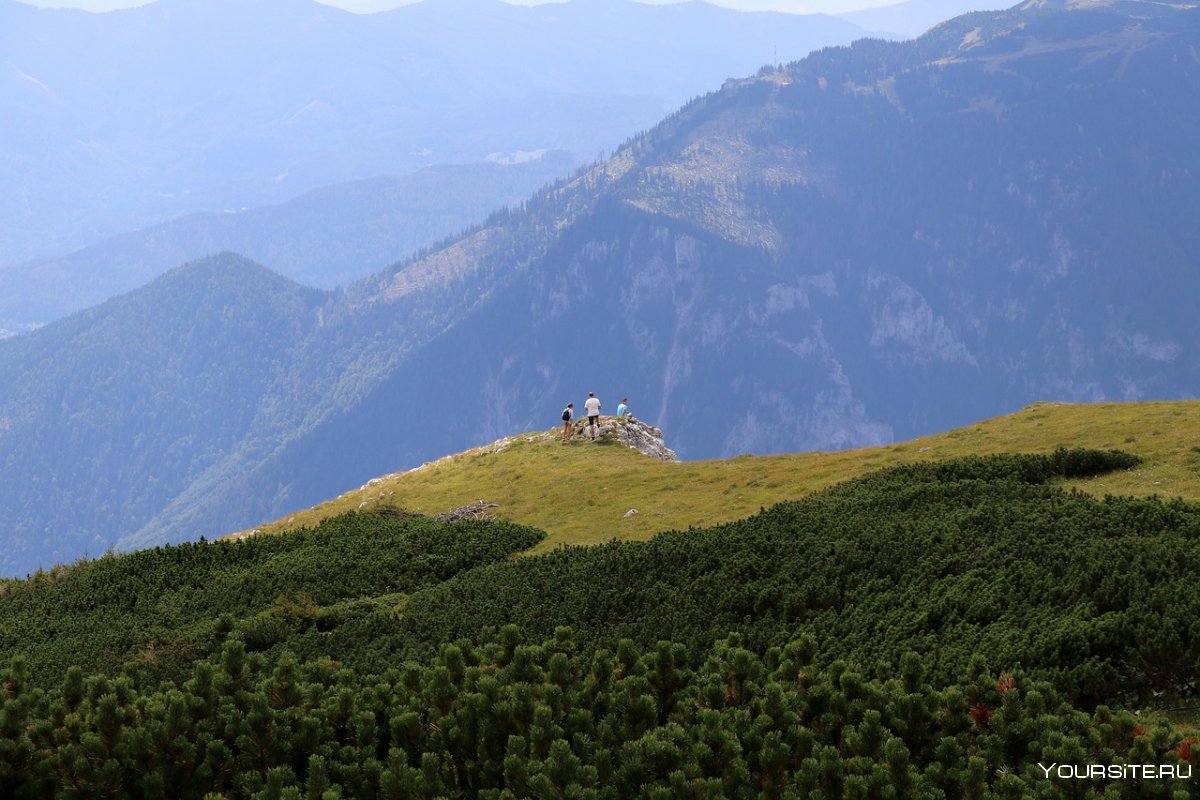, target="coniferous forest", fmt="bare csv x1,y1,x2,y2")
5,450,1200,797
